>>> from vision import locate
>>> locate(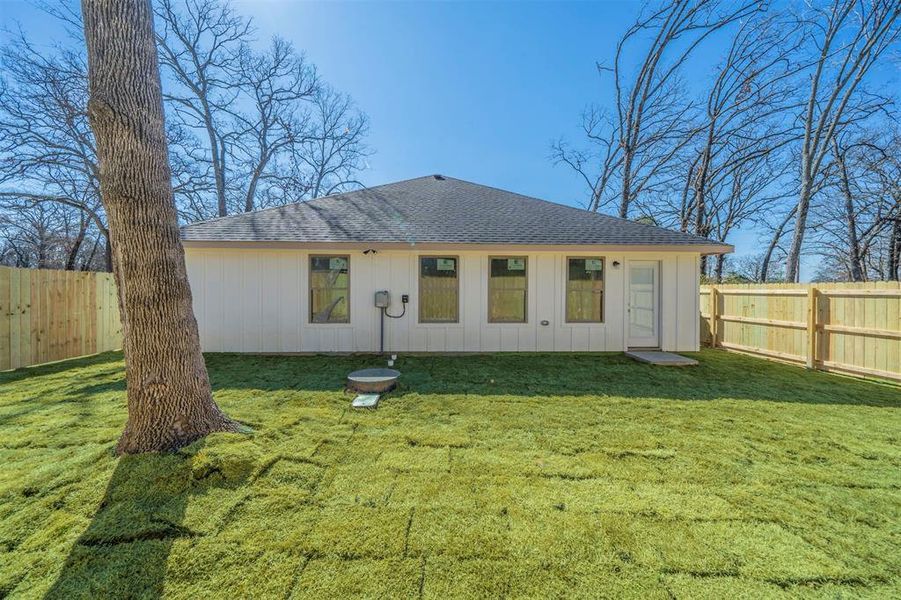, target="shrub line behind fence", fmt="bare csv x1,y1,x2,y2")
0,266,122,371
701,282,900,382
